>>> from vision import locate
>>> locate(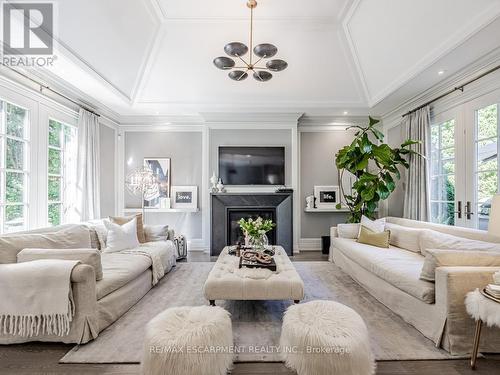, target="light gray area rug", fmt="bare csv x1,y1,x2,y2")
61,261,455,363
